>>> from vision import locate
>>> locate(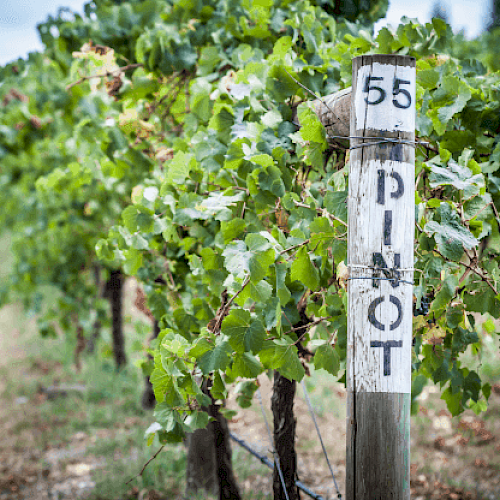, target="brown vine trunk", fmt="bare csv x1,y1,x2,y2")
87,264,102,354
107,269,126,368
185,379,241,500
271,370,301,500
74,325,85,371
141,319,160,410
